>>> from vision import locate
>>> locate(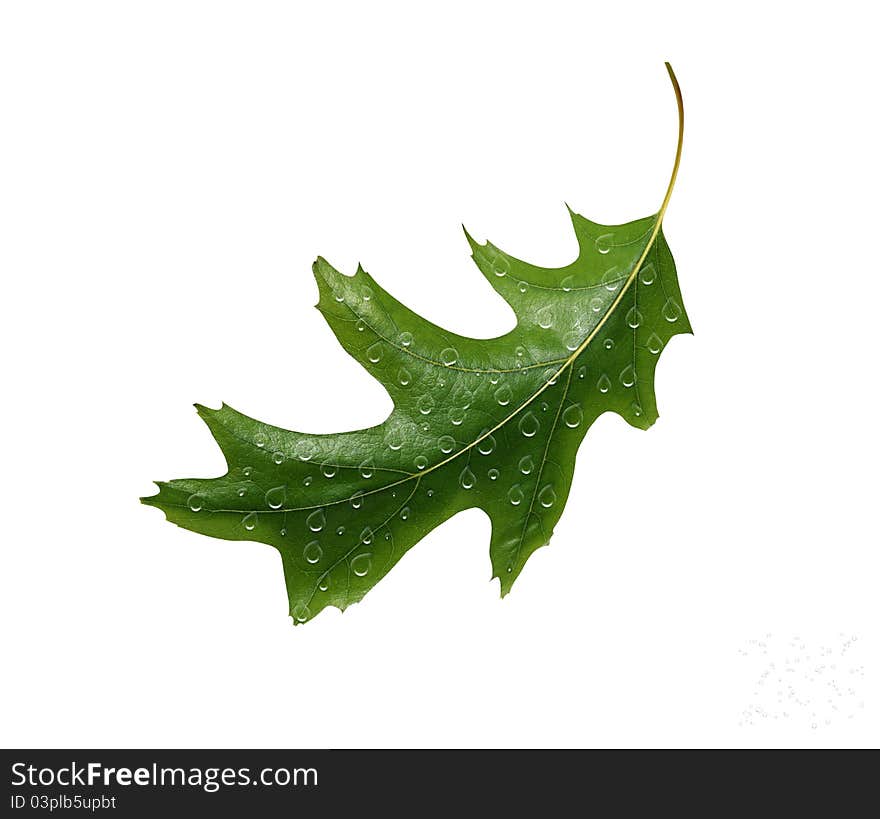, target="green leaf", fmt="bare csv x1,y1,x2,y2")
143,64,692,625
